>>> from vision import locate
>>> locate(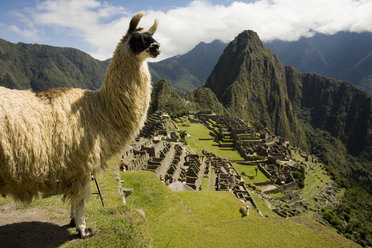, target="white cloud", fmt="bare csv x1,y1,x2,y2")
9,25,40,41
148,0,372,59
10,0,372,60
